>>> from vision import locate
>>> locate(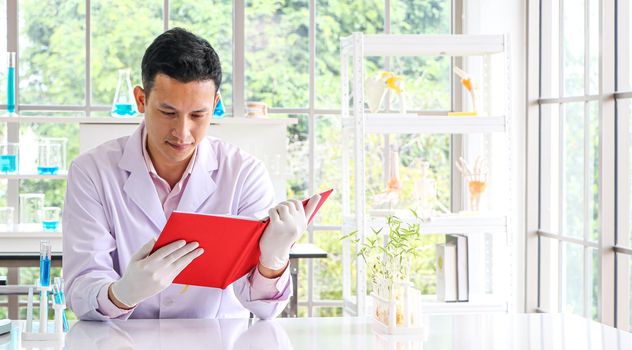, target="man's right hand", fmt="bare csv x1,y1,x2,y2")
109,238,204,309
